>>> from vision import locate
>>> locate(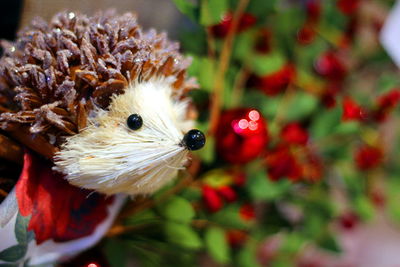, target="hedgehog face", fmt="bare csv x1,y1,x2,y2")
54,79,205,195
